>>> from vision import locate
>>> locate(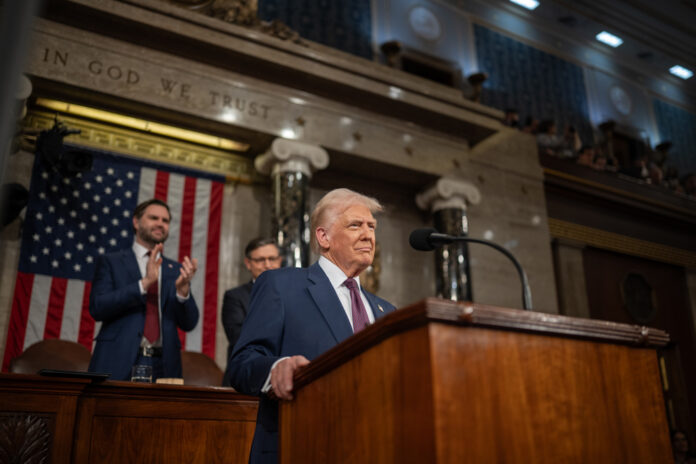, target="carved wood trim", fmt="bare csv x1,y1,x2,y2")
23,110,257,183
549,218,696,267
0,413,52,464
